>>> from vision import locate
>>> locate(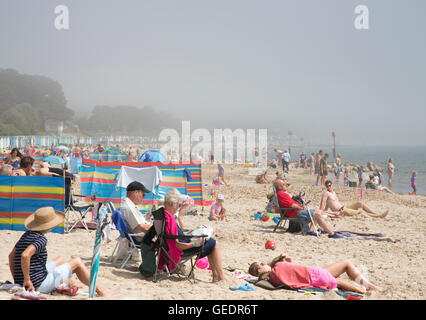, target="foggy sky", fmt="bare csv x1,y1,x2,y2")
1,0,425,146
